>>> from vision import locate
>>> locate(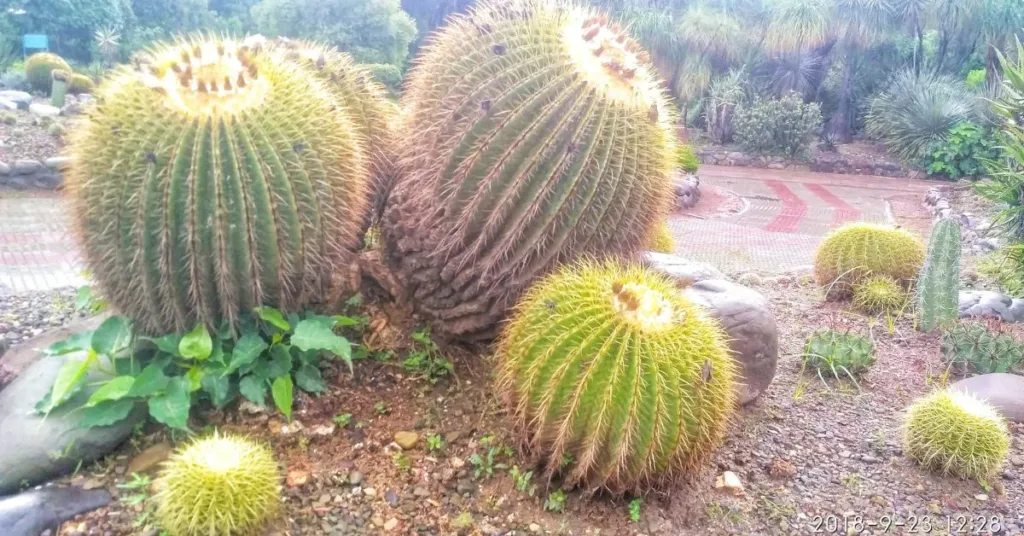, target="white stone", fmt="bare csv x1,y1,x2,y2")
715,471,744,495
29,103,60,118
